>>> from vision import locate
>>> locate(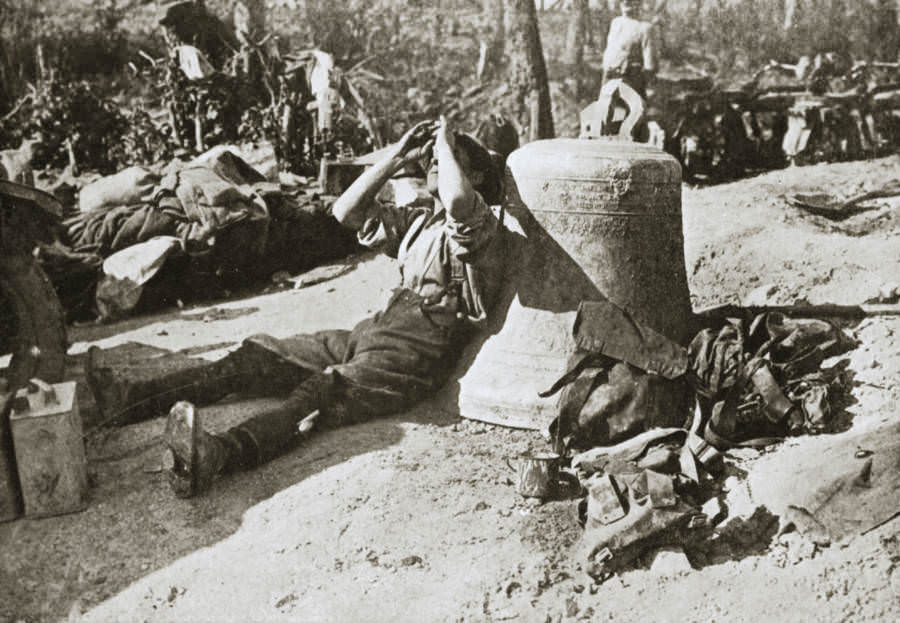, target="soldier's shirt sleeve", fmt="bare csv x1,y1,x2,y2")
356,197,432,258
602,17,623,69
444,190,500,262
